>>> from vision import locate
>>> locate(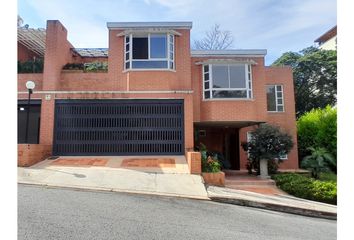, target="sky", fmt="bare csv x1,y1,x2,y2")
18,0,337,65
